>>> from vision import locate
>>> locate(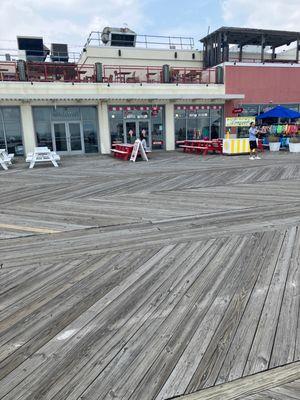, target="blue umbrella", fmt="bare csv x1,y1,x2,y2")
258,105,300,119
